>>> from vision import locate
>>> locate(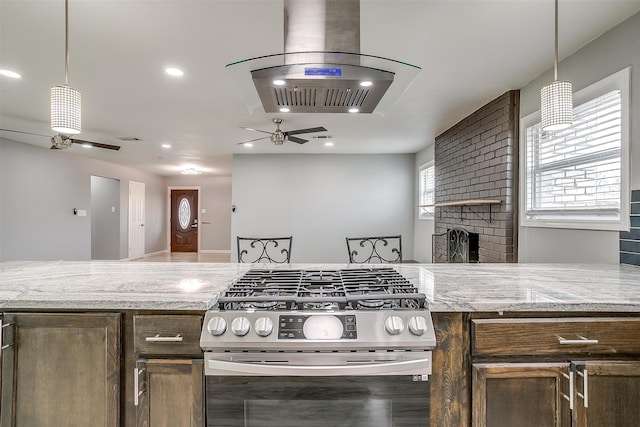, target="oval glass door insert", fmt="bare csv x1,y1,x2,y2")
178,197,191,230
